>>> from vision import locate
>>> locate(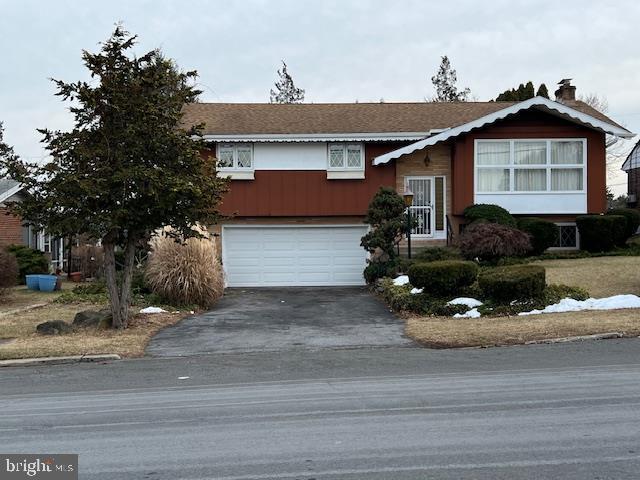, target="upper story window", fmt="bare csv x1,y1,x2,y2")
475,139,585,193
328,144,363,170
217,143,253,170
